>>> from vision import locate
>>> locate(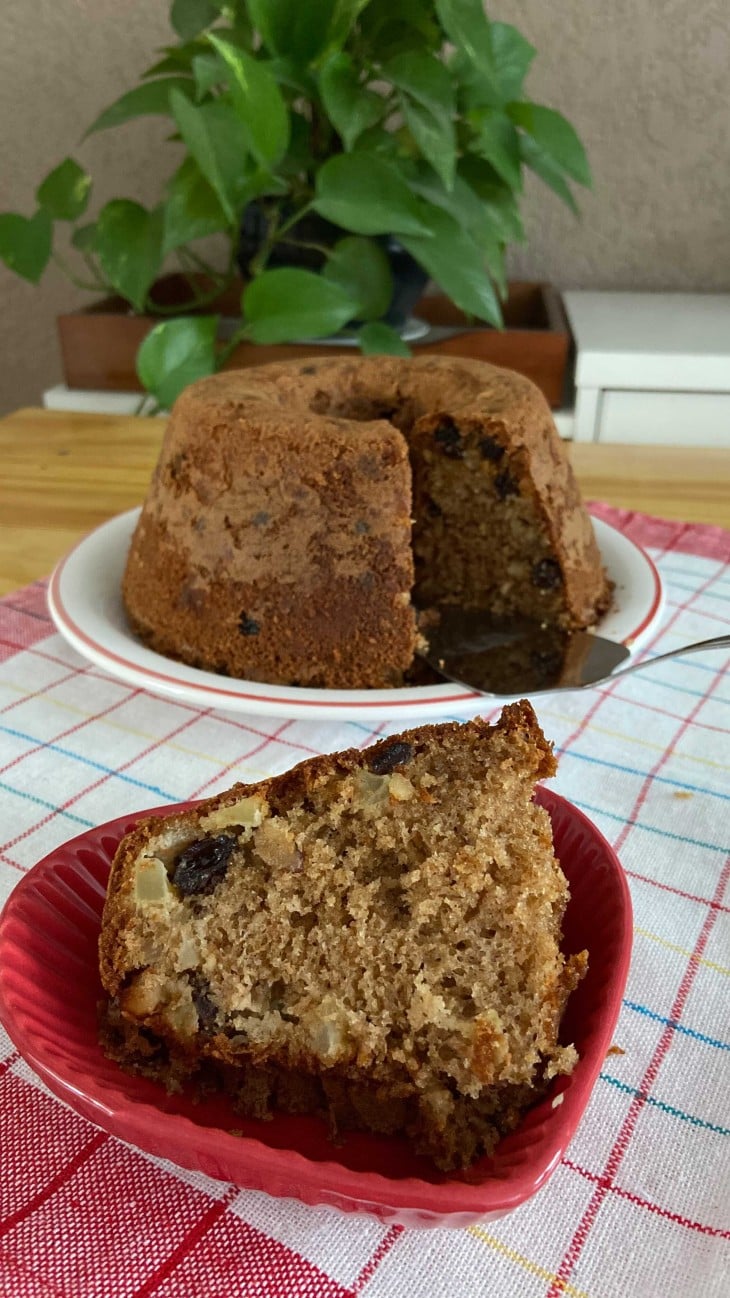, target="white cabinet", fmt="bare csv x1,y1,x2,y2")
564,292,730,446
